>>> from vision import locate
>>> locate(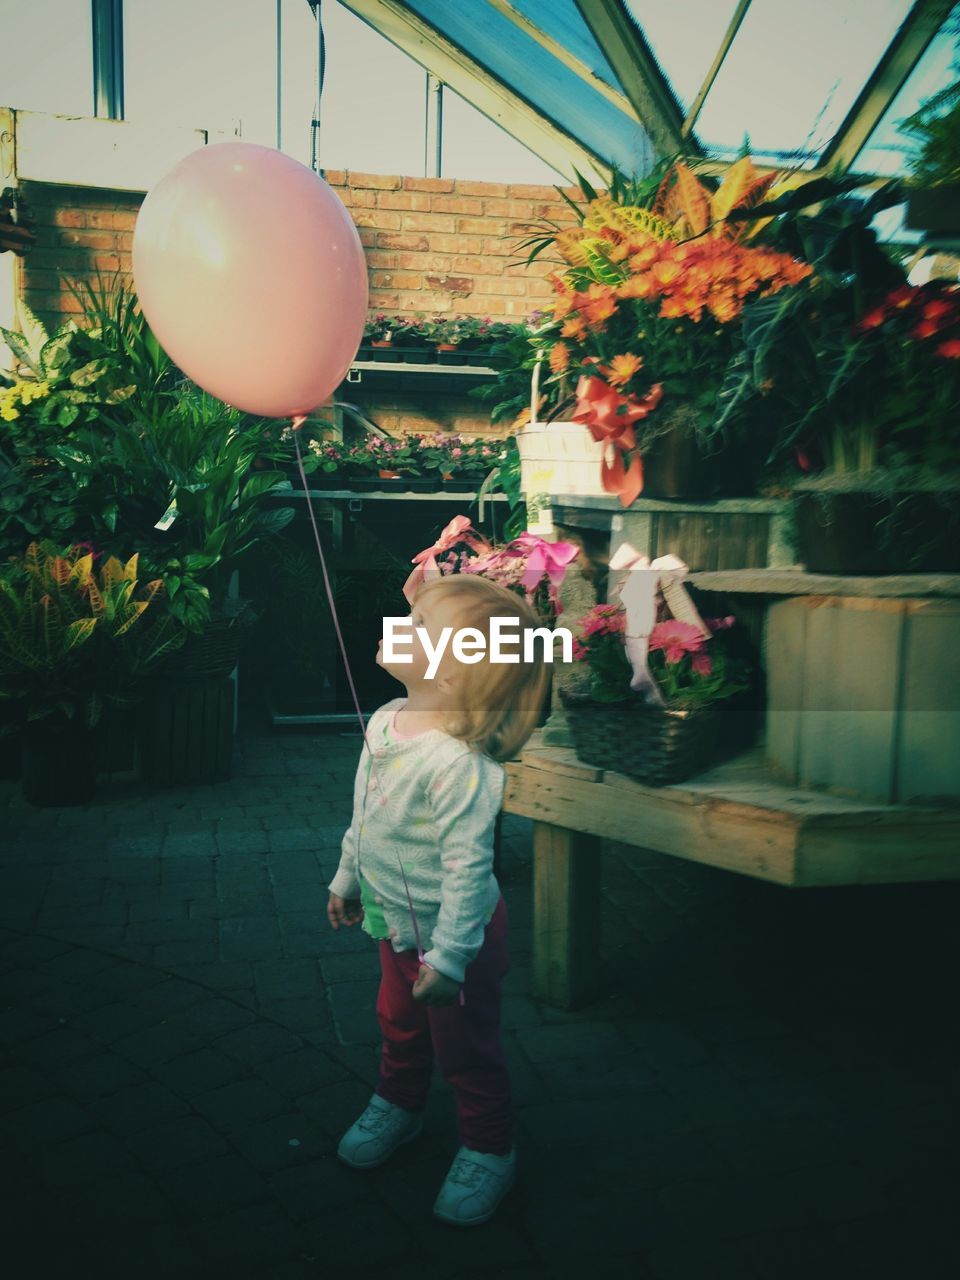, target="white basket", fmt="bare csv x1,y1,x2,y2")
515,354,605,530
